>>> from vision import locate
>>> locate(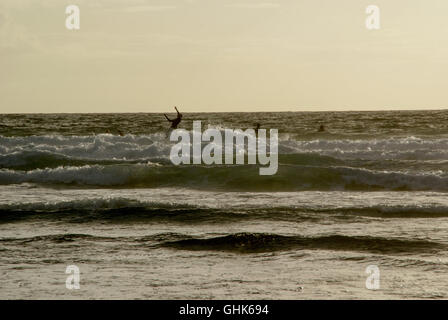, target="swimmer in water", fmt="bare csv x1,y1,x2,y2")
164,106,183,129
318,124,325,132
